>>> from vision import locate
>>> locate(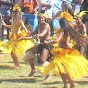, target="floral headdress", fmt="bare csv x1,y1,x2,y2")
13,4,21,12
60,11,74,22
78,11,88,18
